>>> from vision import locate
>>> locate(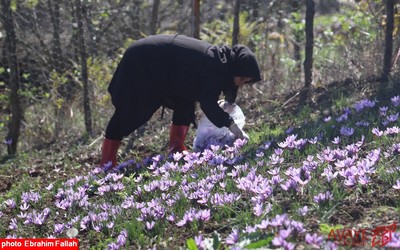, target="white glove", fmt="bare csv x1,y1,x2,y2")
229,123,249,140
